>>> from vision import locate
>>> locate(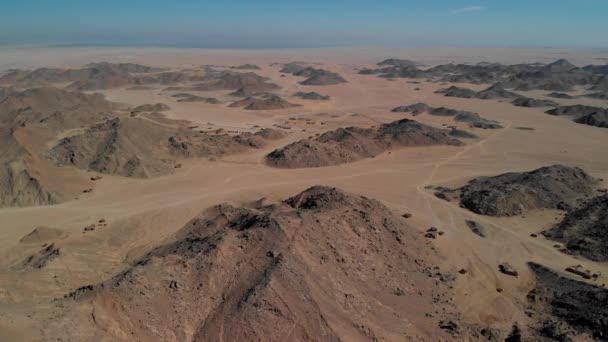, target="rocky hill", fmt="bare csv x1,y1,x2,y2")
546,105,608,128
56,186,454,341
392,103,502,129
543,193,608,261
435,165,598,216
229,95,301,110
0,87,115,207
266,119,462,168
